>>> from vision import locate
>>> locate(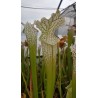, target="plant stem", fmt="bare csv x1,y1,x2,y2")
58,48,62,98
22,72,30,97
29,45,38,98
41,89,44,98
30,68,33,98
72,71,76,98
42,42,57,98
